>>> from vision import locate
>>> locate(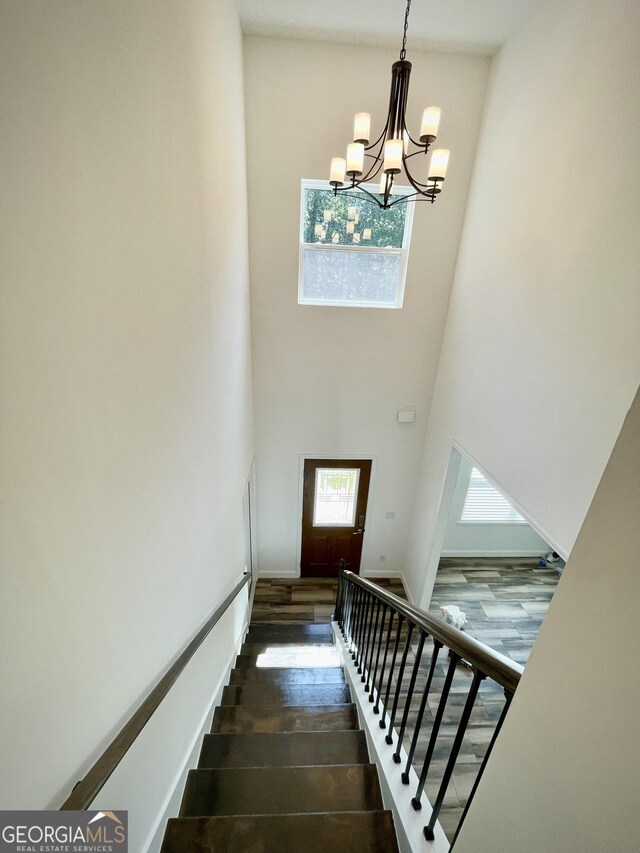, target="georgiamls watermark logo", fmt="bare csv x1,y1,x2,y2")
0,811,127,852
